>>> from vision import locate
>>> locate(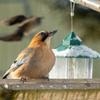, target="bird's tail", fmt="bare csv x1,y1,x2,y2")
1,73,8,79
0,15,26,26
